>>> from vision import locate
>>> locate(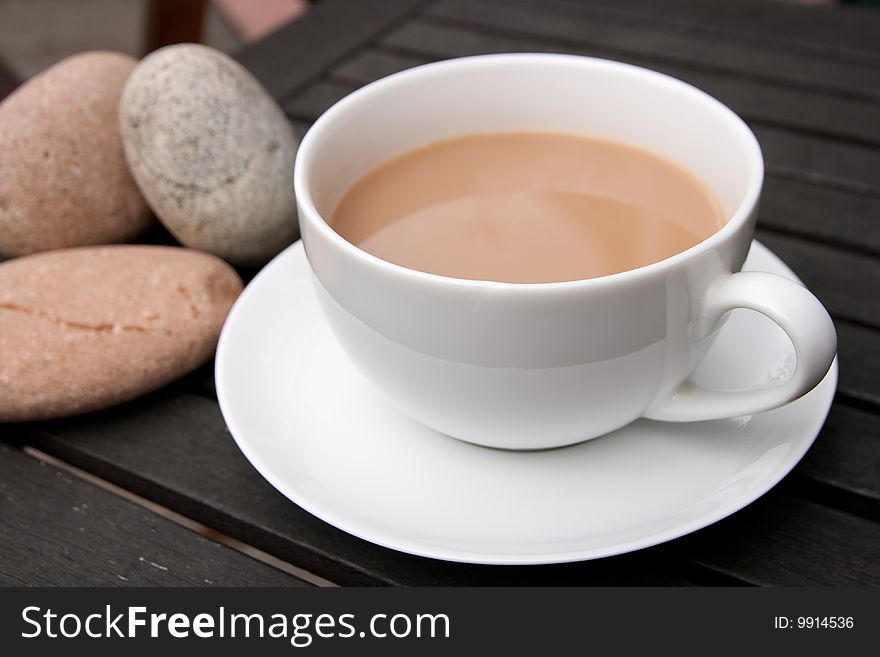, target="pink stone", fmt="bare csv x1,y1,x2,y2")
0,246,242,421
0,52,153,256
